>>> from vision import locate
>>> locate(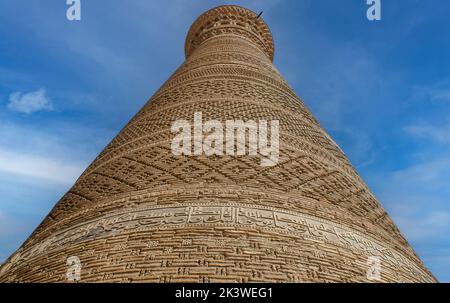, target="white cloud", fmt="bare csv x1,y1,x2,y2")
0,121,107,186
411,82,450,103
375,156,450,245
392,210,450,242
431,89,450,102
404,122,450,144
7,88,53,114
0,149,84,185
389,158,450,190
